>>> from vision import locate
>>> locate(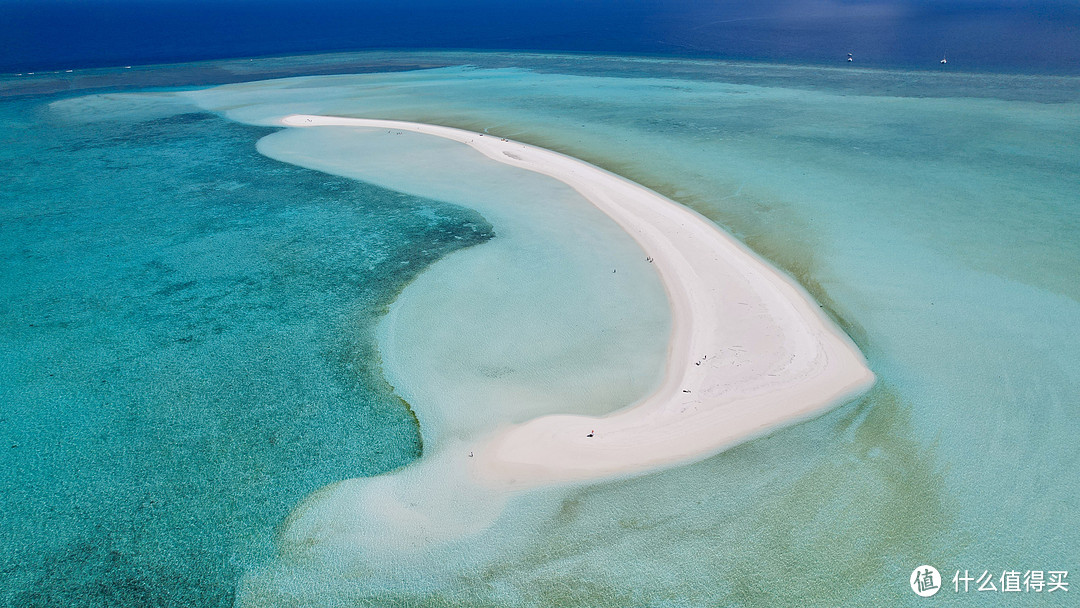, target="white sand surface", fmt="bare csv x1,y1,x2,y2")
281,114,875,487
